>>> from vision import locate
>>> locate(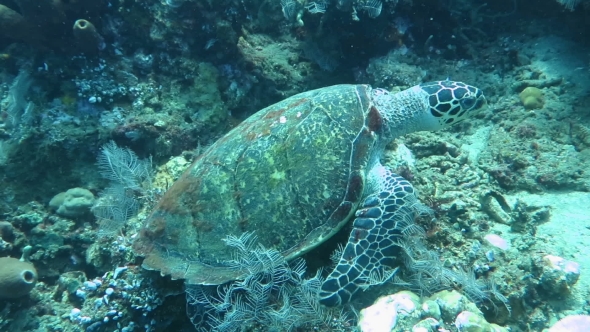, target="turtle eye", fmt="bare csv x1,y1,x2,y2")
460,97,476,109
